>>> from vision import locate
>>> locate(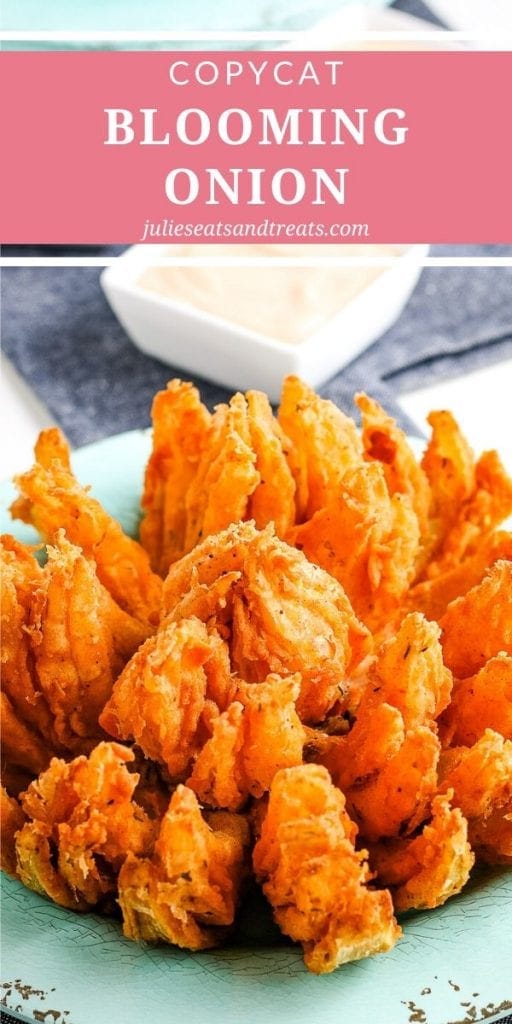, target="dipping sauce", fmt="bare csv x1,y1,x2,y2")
138,244,402,345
